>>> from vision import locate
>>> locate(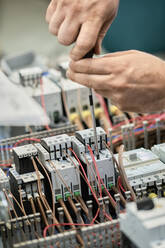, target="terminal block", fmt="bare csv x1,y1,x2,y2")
13,144,38,174
1,213,42,247
75,127,107,153
19,67,42,87
72,128,115,195
46,159,81,202
115,148,165,189
9,168,44,198
35,136,81,203
41,134,72,160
